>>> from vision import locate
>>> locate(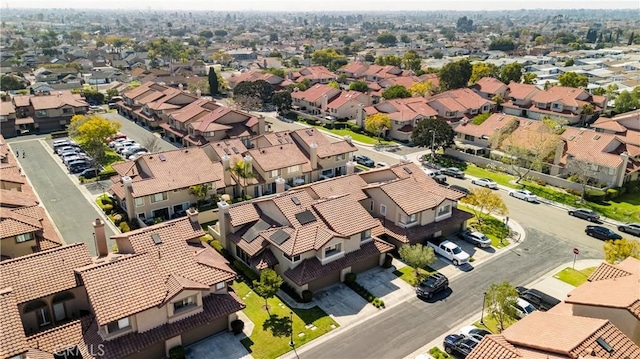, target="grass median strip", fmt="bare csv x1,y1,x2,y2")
233,281,338,359
393,265,436,286
553,267,597,287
